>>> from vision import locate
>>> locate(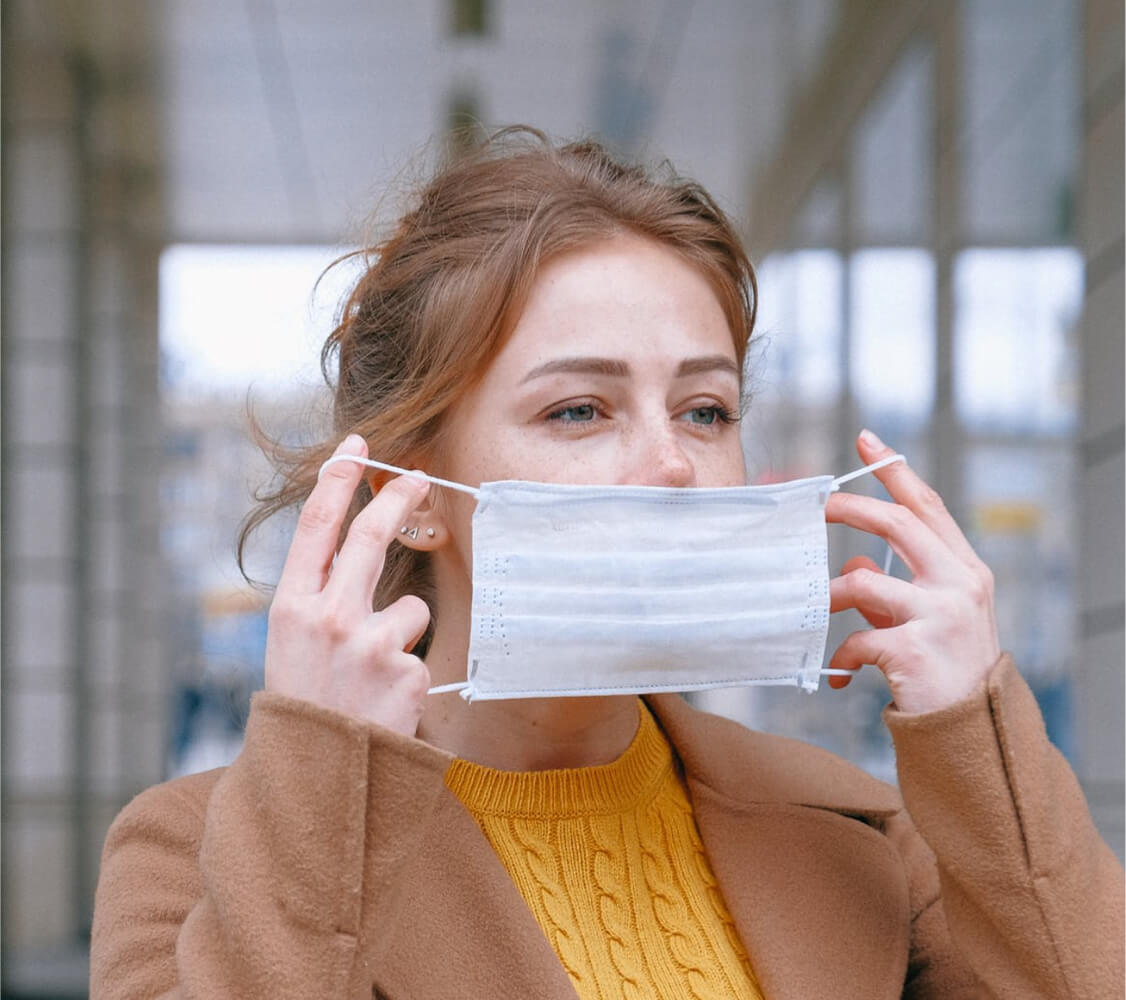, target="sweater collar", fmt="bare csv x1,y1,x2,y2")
443,701,673,818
